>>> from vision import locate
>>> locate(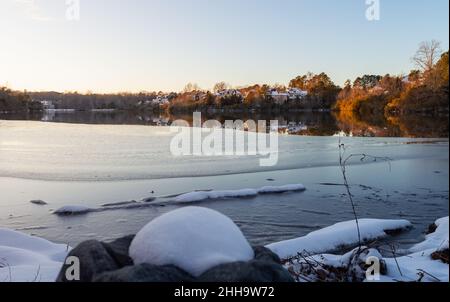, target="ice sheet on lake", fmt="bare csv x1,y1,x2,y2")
1,120,446,181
